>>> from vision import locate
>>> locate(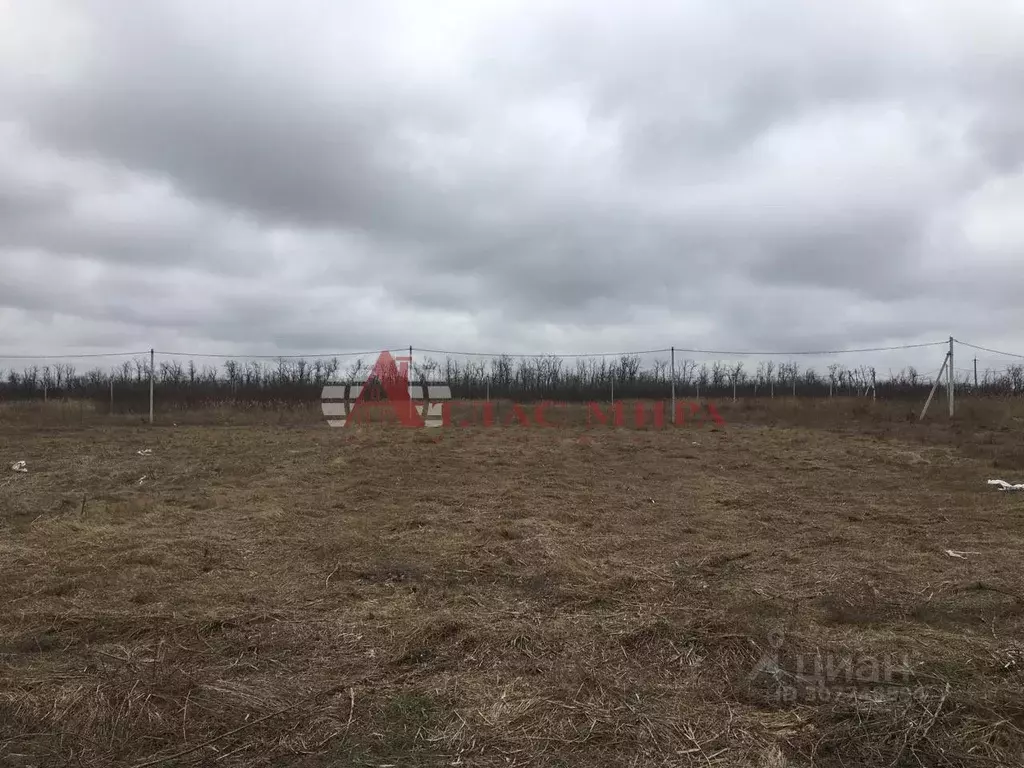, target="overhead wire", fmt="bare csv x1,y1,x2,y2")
410,347,672,359
0,352,149,360
411,341,947,359
155,348,409,360
663,341,947,356
954,339,1024,360
0,339,963,362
